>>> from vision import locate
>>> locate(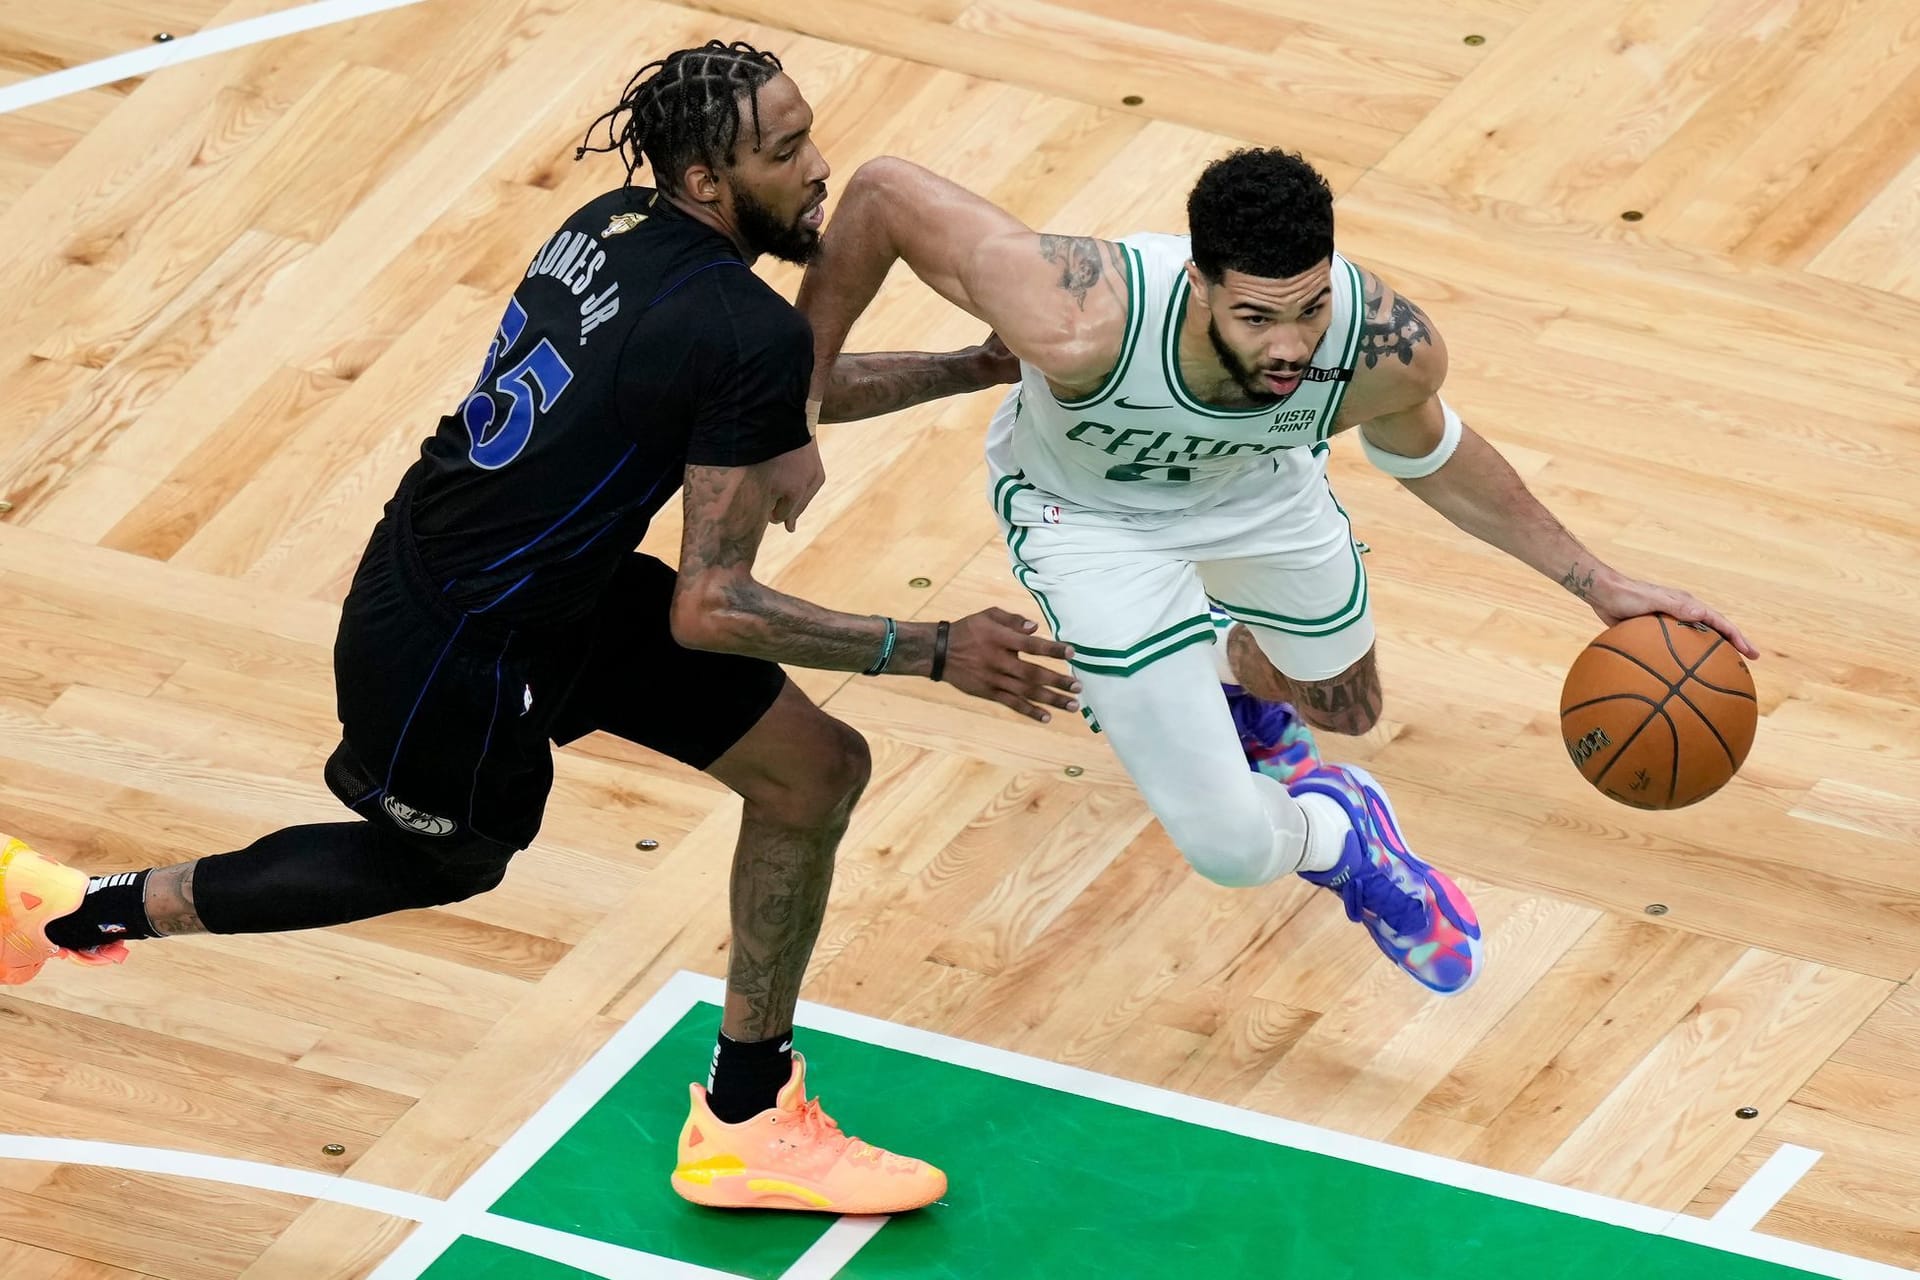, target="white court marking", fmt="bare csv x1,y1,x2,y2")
0,0,428,115
1710,1144,1827,1233
0,969,1906,1279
